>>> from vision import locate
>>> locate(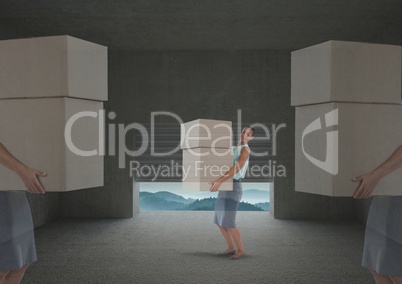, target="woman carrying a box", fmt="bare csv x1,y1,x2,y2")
0,143,46,284
353,145,402,284
209,126,254,260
